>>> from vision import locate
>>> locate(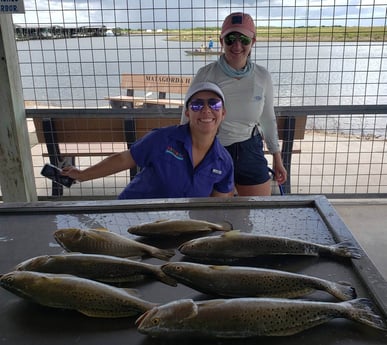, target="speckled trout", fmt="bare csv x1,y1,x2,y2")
54,228,175,261
15,253,177,286
161,262,356,300
136,297,387,338
178,230,362,260
127,219,233,237
0,271,156,318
